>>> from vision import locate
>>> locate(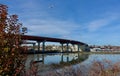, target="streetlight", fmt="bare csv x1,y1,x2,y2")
22,27,27,35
